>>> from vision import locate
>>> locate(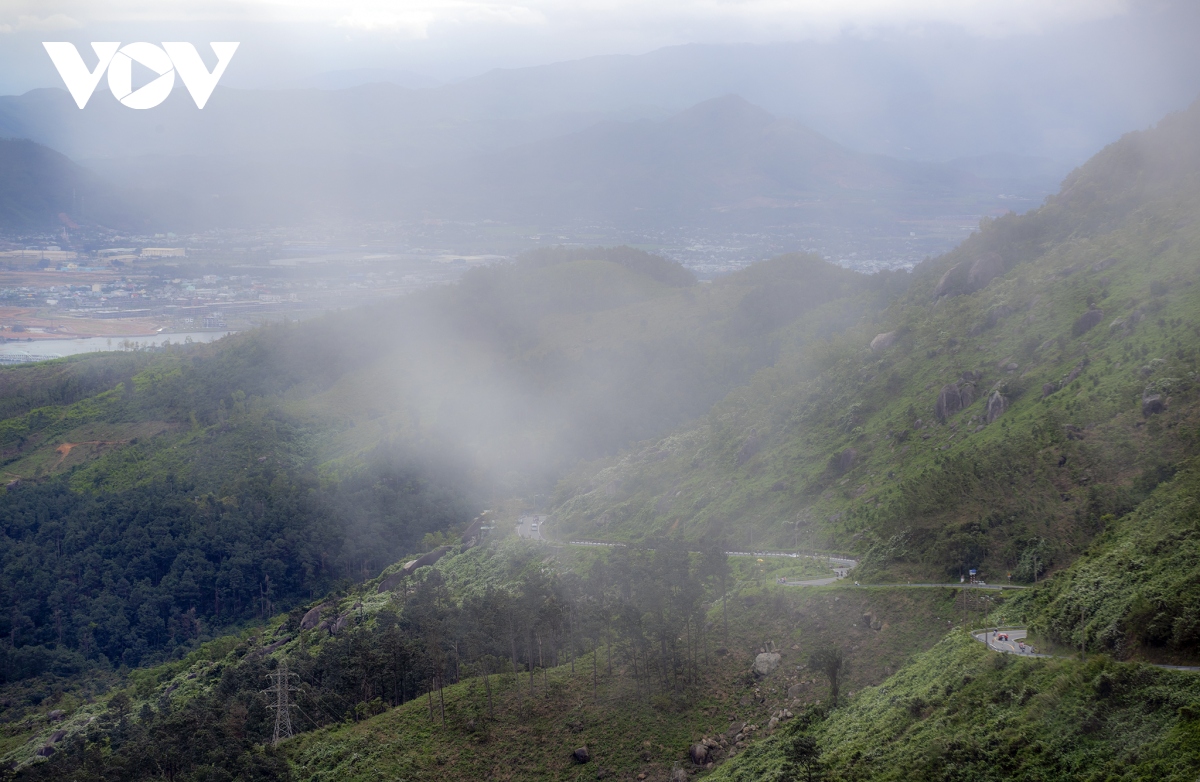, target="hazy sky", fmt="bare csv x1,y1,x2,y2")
0,0,1148,90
